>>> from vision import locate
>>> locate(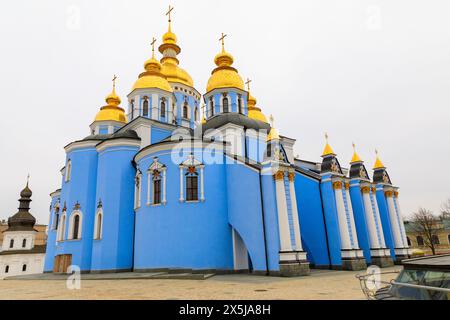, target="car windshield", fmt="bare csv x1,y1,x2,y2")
390,269,450,300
